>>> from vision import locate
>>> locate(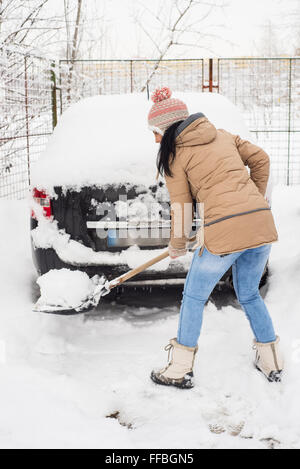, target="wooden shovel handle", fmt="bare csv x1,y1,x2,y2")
108,250,169,289
108,234,198,290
